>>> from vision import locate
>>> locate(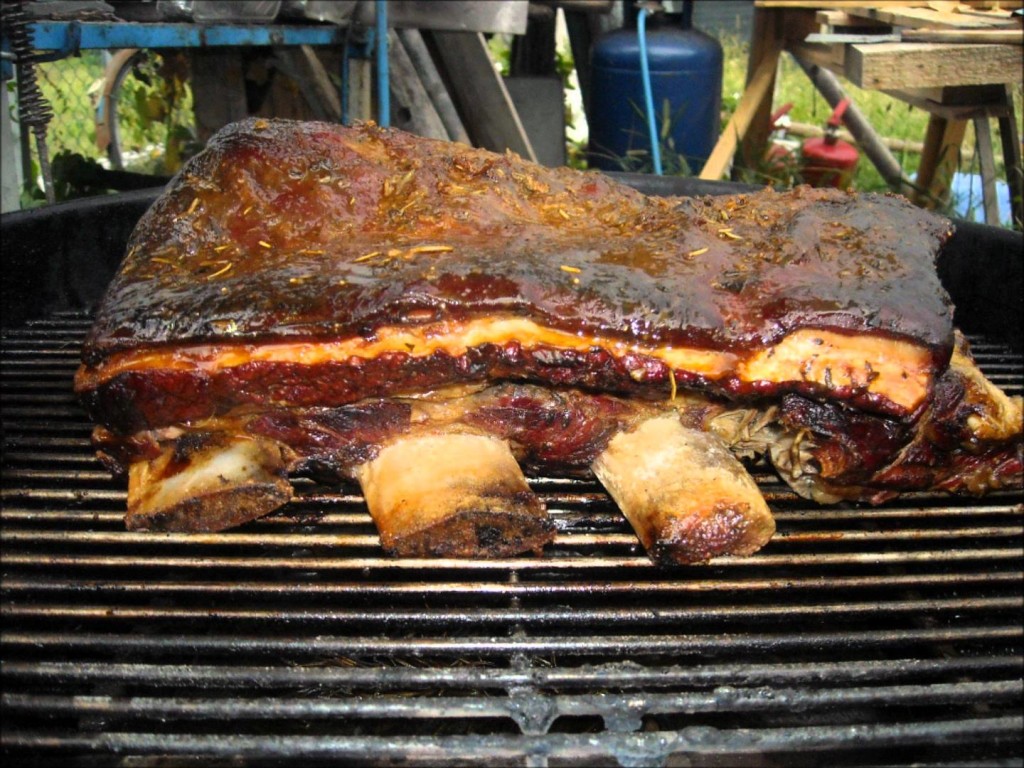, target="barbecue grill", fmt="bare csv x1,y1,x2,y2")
3,179,1022,766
